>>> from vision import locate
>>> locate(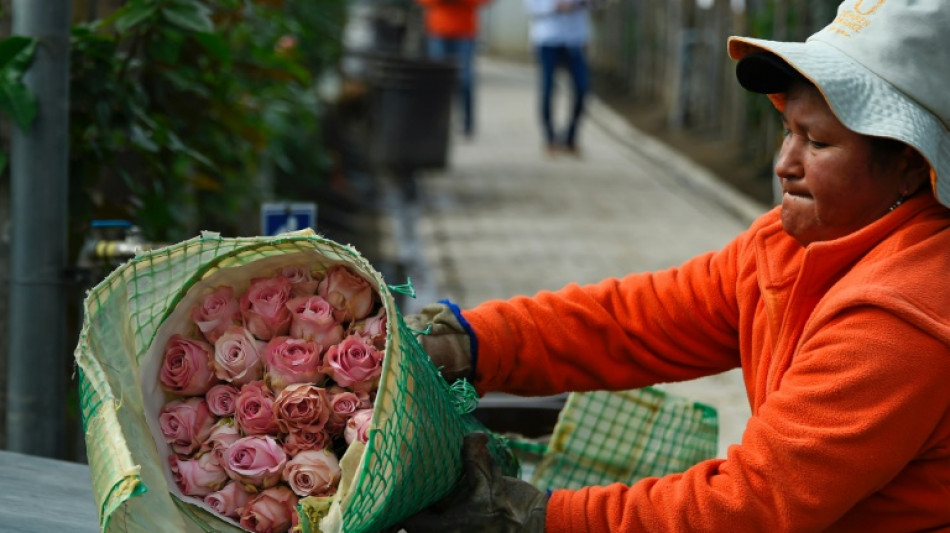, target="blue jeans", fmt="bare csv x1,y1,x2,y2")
536,44,589,149
427,37,476,135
